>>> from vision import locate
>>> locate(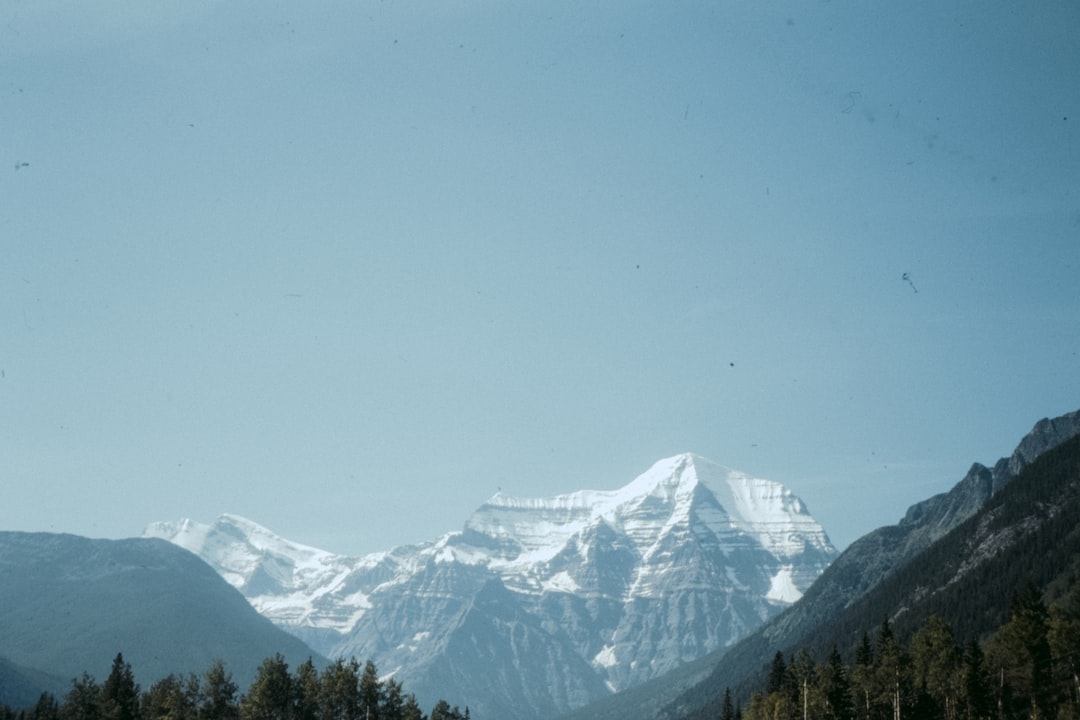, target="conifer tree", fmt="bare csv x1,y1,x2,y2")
101,655,140,720
721,687,735,720
291,660,319,720
199,661,238,720
318,659,360,720
823,646,853,720
358,662,381,720
30,694,60,720
427,702,464,720
959,639,991,720
1048,584,1080,717
399,694,423,720
142,674,198,720
766,652,789,697
379,679,404,720
241,656,294,720
63,674,102,720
